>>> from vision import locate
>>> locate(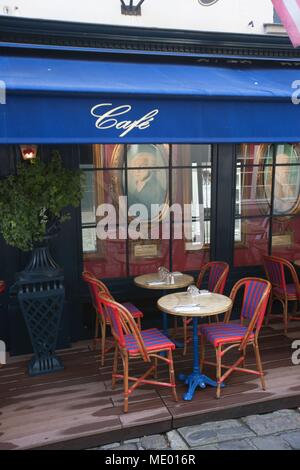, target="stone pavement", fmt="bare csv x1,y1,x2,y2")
94,409,300,451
